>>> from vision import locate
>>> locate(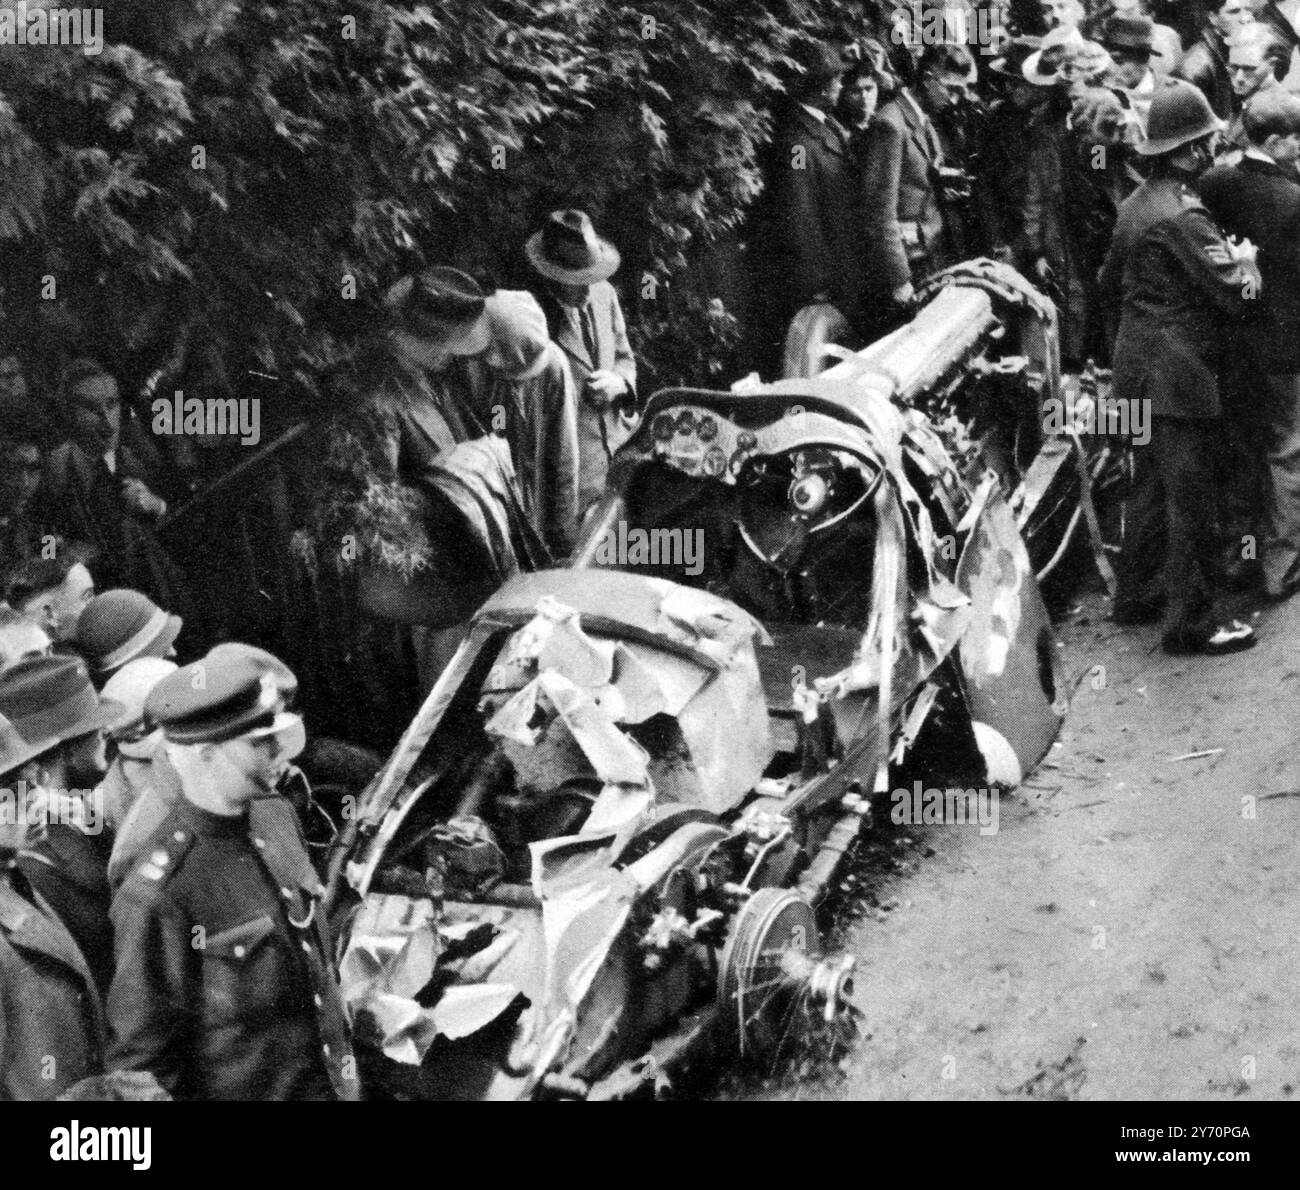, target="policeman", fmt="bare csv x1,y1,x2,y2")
1109,79,1262,654
106,647,359,1100
1,712,106,1100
